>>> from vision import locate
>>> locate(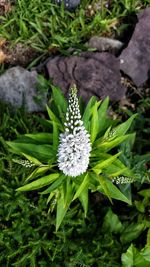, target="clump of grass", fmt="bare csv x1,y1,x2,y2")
0,0,149,53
